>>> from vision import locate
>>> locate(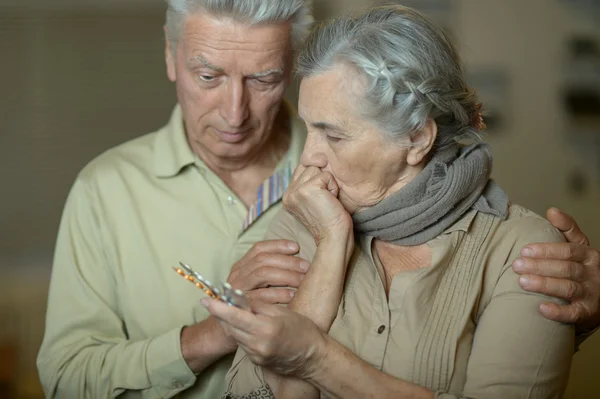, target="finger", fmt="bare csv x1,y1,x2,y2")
539,301,582,324
241,266,305,290
225,325,256,347
232,254,308,285
546,208,589,246
250,253,309,274
202,298,262,333
213,315,257,344
232,240,300,271
518,274,585,301
250,240,301,257
520,242,589,263
291,164,307,183
512,257,586,282
296,165,321,186
247,287,295,304
307,171,340,197
246,297,287,317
